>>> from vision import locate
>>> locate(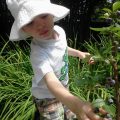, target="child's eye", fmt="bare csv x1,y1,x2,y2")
27,21,33,26
41,14,48,19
